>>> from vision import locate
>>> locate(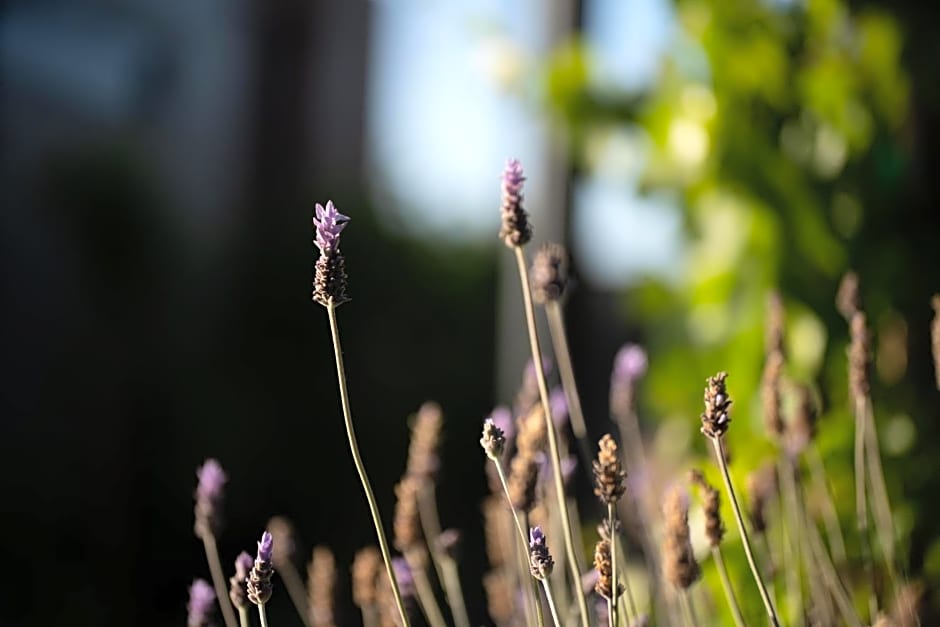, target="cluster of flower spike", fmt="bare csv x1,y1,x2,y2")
312,200,350,307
